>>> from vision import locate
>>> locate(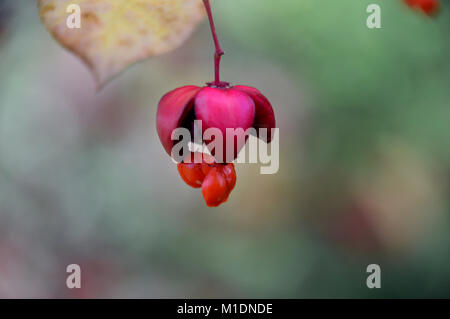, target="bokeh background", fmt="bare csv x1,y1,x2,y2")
1,0,450,298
